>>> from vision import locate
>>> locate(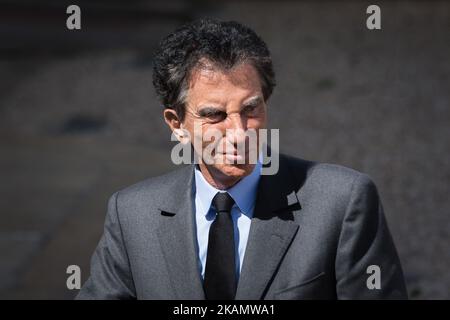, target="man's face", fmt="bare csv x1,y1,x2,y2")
179,61,268,186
